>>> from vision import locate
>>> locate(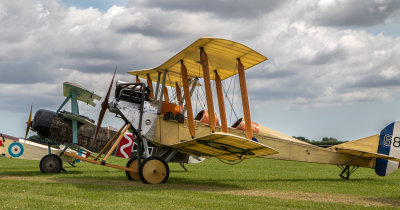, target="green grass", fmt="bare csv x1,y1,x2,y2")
1,157,400,209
